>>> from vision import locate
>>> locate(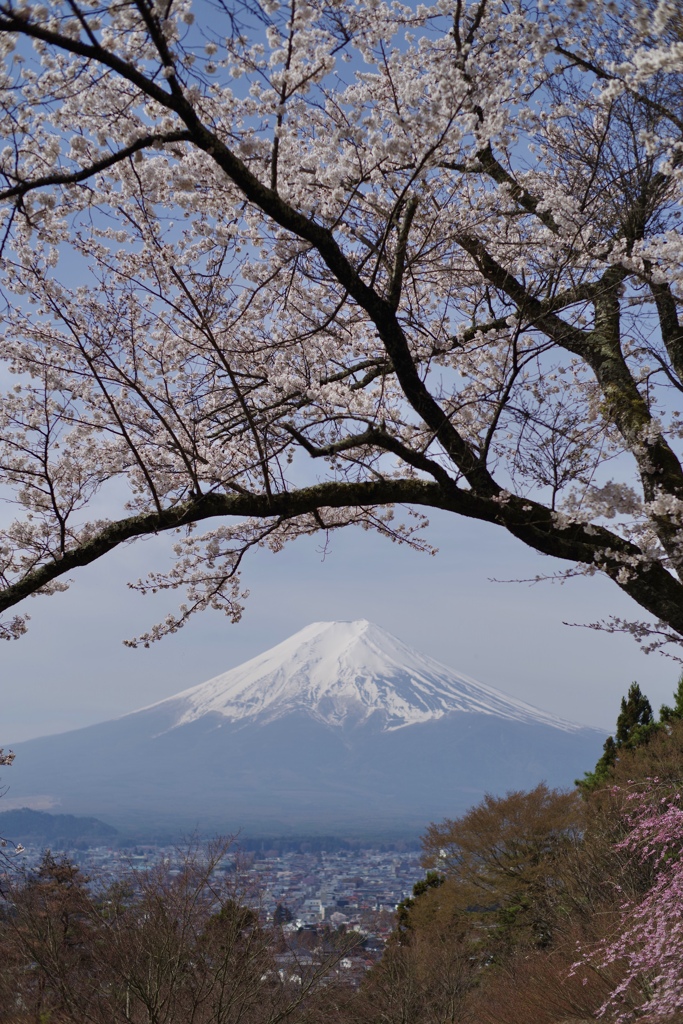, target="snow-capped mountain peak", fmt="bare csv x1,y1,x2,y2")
137,620,583,733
